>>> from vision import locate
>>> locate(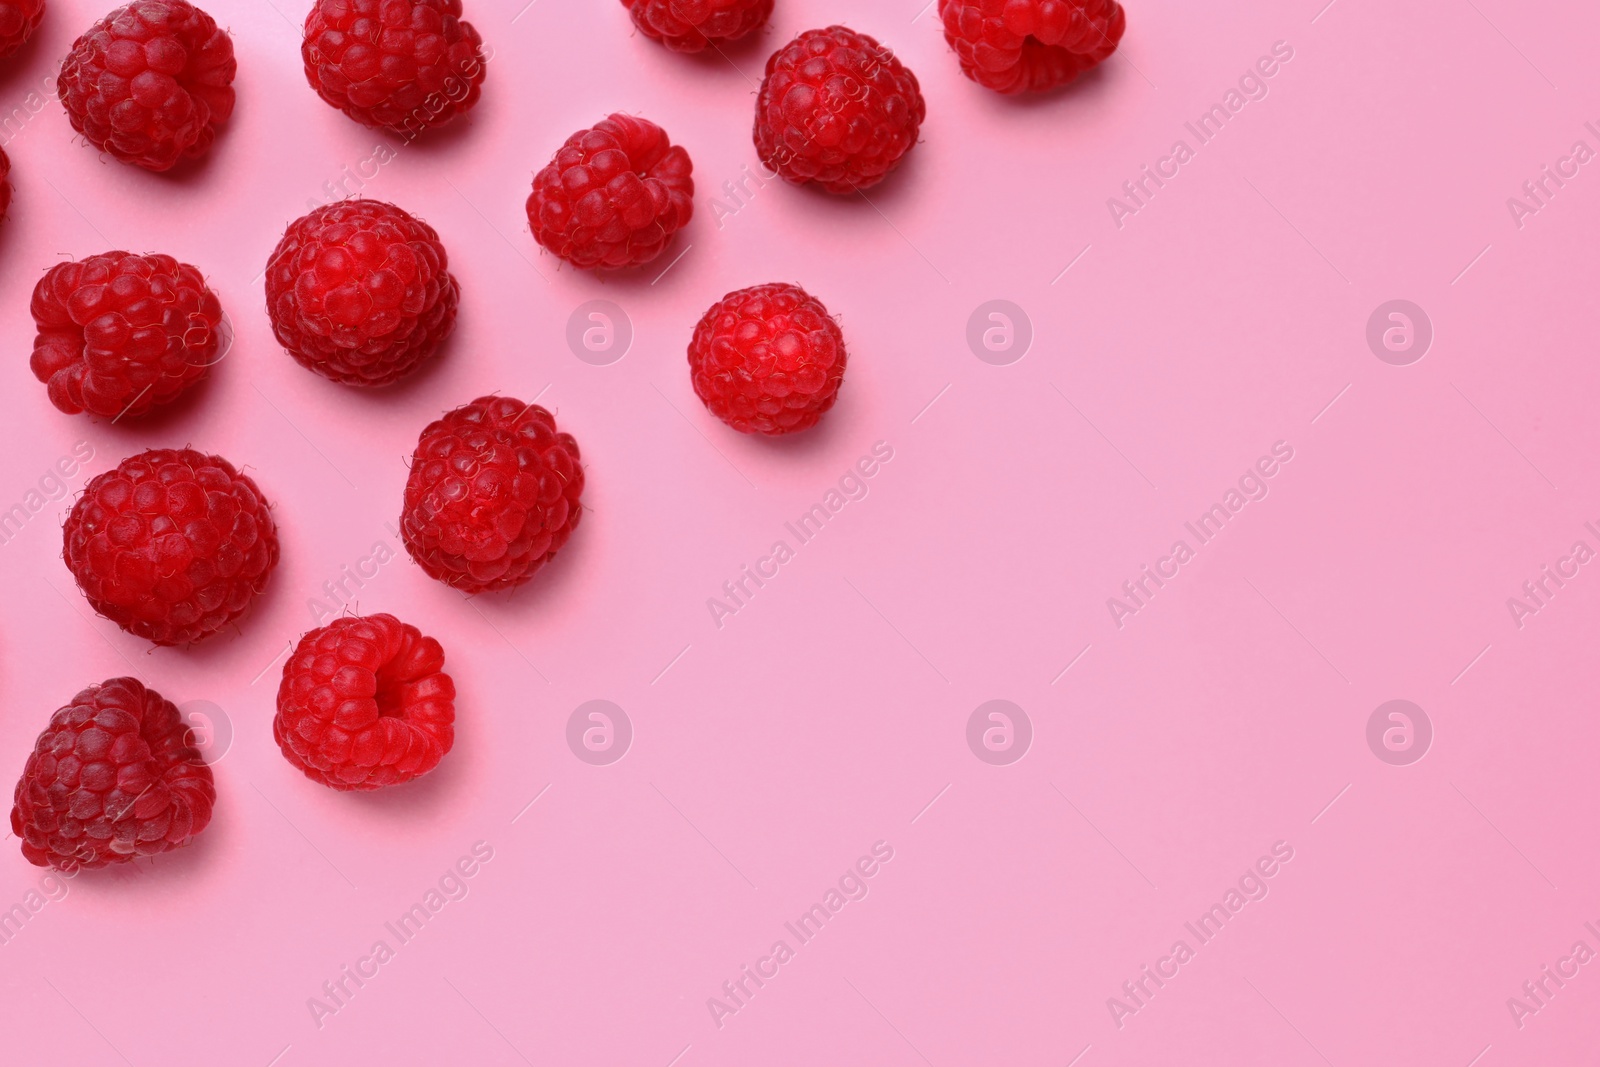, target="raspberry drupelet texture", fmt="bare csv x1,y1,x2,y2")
302,0,487,136
11,678,215,871
64,449,279,646
938,0,1124,94
754,26,925,194
274,614,455,791
401,396,584,593
526,113,694,270
30,251,224,419
0,0,44,61
620,0,772,53
689,283,847,435
57,0,236,171
266,200,459,387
